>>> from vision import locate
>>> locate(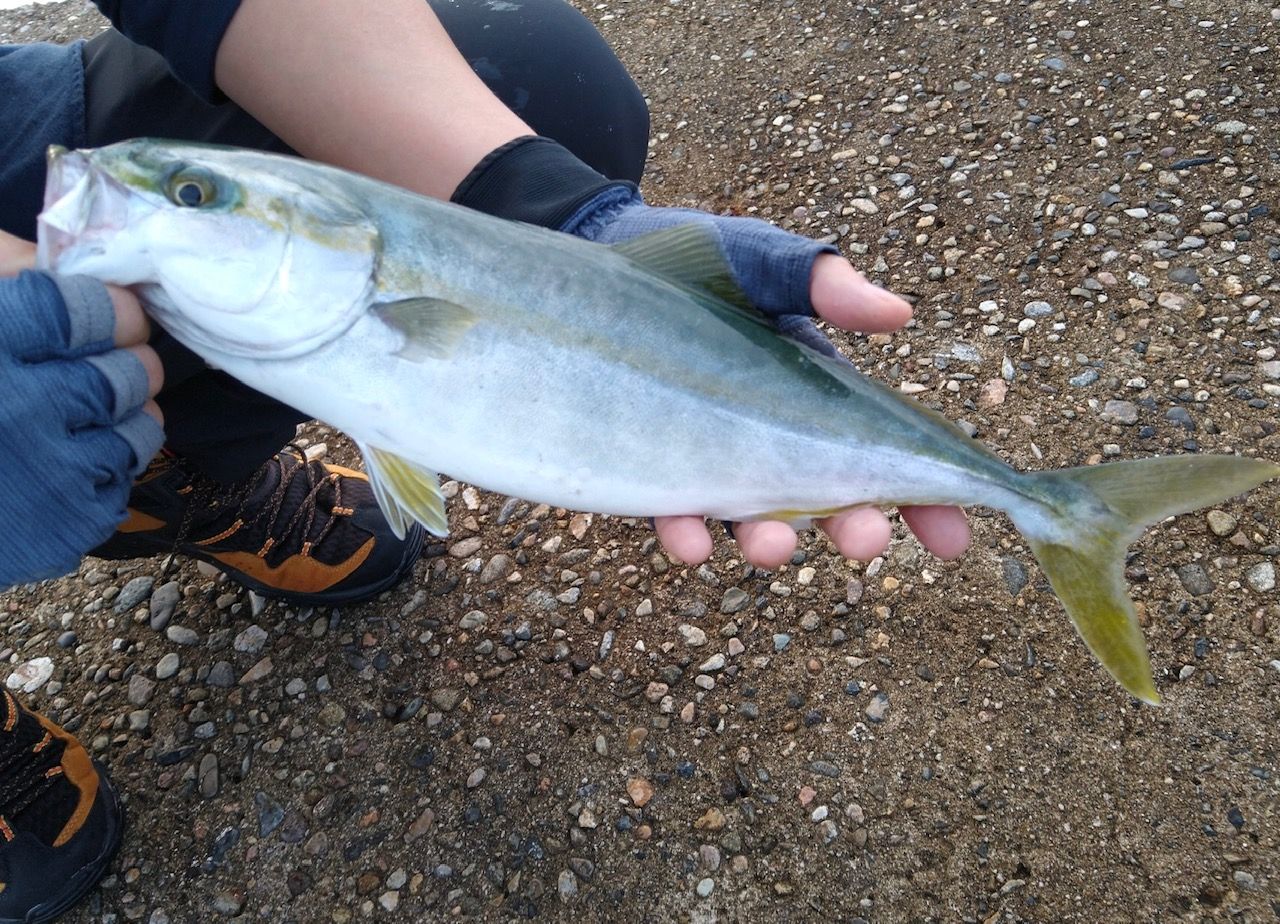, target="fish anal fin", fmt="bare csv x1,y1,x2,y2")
373,296,476,361
358,442,450,538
